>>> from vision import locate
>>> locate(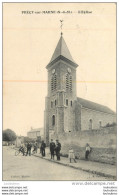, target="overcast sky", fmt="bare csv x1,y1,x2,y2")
3,3,116,136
